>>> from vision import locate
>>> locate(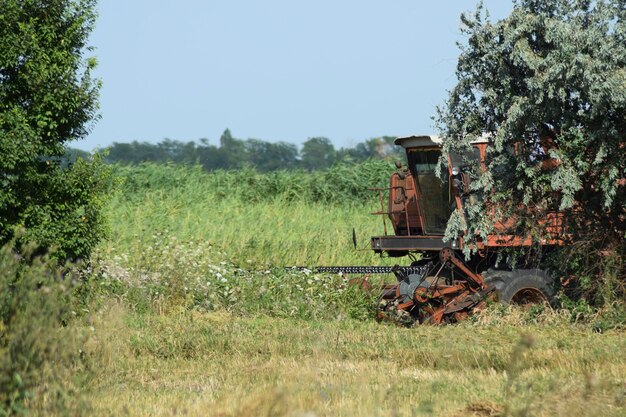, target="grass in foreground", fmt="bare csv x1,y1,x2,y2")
81,303,625,417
